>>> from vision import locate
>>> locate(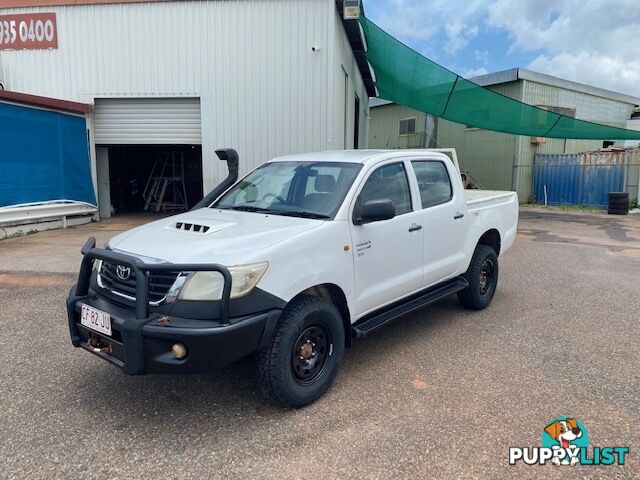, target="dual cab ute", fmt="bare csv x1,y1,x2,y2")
67,149,518,408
